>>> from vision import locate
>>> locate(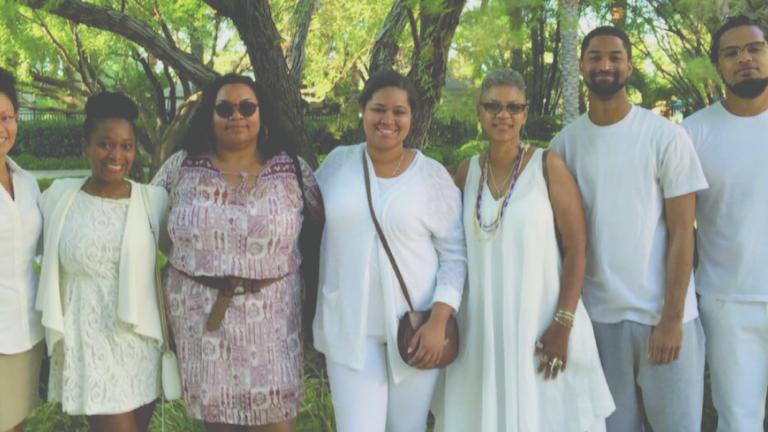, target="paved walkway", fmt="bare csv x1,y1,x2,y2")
29,169,90,179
